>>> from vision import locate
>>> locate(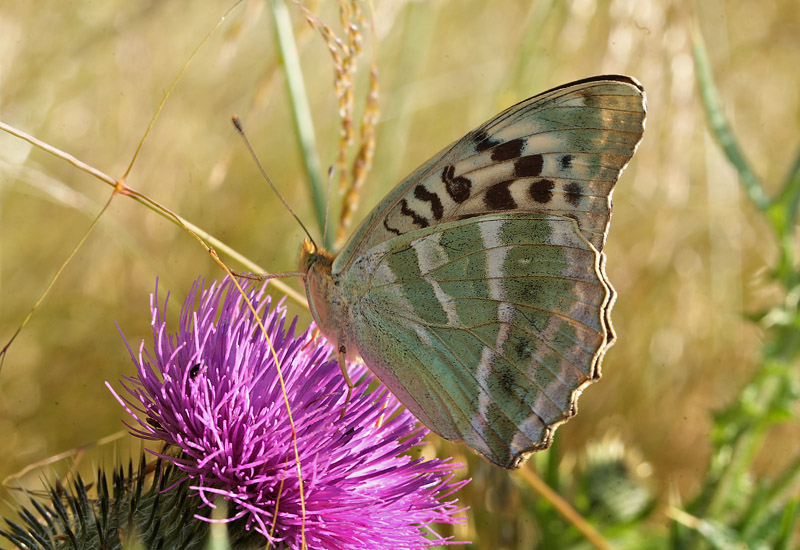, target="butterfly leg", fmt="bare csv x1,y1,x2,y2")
338,345,354,418
300,327,321,352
